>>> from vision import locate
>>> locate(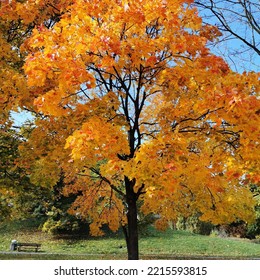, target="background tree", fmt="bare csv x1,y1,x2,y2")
1,0,259,260
18,117,89,233
0,118,82,231
246,184,260,238
0,122,19,220
0,121,52,221
194,0,260,71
